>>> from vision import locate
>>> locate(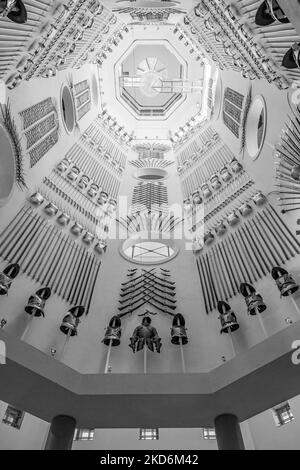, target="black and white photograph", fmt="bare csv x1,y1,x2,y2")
0,0,300,454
